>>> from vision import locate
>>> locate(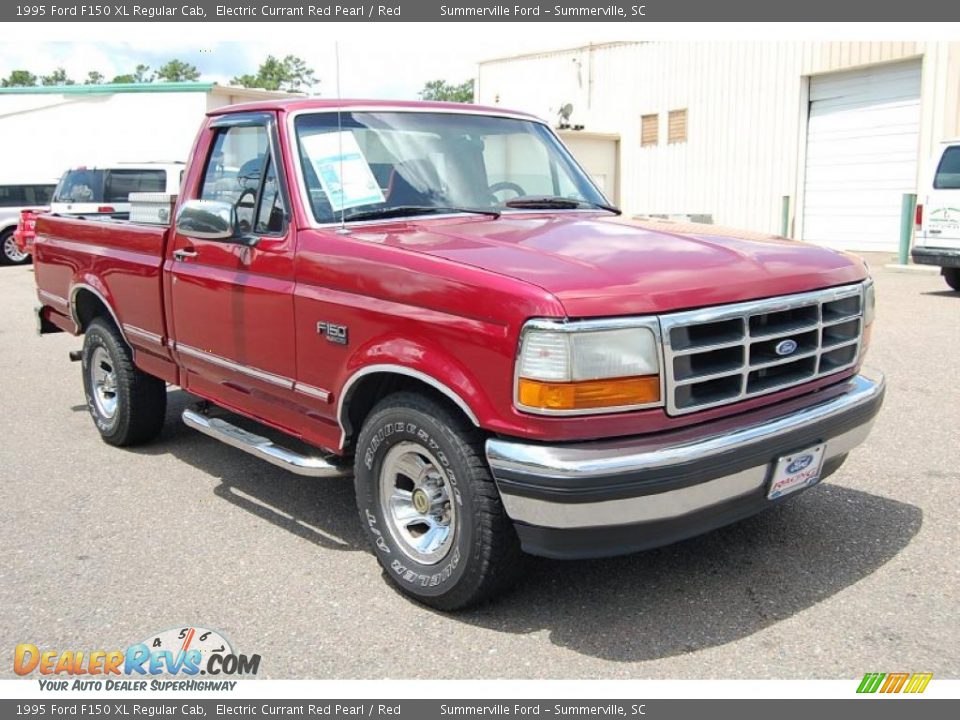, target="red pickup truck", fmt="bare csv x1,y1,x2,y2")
32,99,884,609
13,208,43,258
